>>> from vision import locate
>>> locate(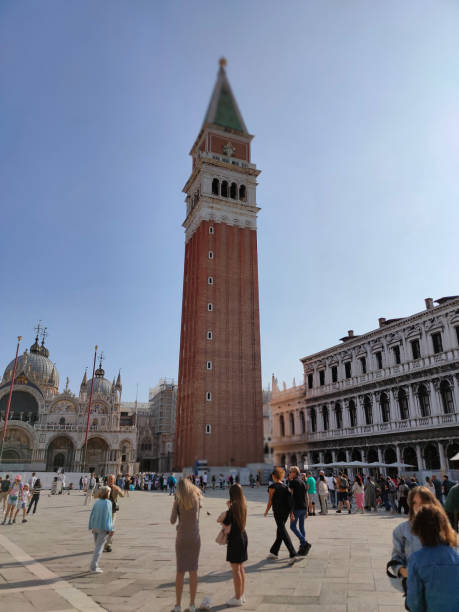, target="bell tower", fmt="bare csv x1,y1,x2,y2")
175,59,264,469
